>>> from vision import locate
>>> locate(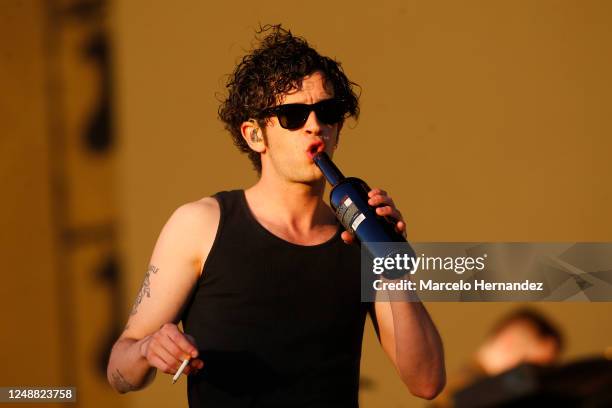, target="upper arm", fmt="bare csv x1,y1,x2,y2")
122,197,220,340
